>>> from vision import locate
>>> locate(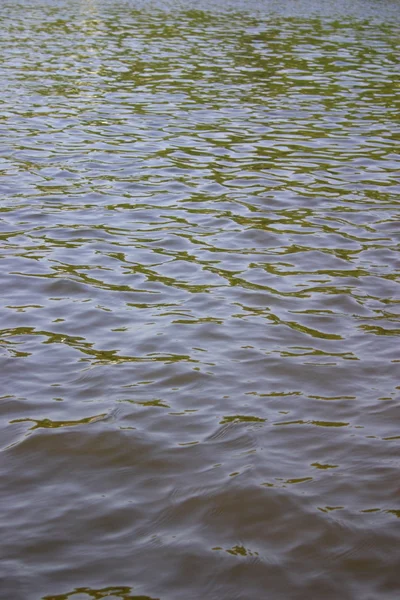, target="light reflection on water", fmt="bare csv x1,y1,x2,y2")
0,0,399,598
